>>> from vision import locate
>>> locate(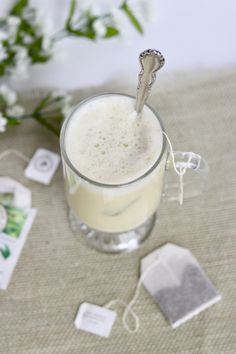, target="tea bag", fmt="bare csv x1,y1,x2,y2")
141,243,221,327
